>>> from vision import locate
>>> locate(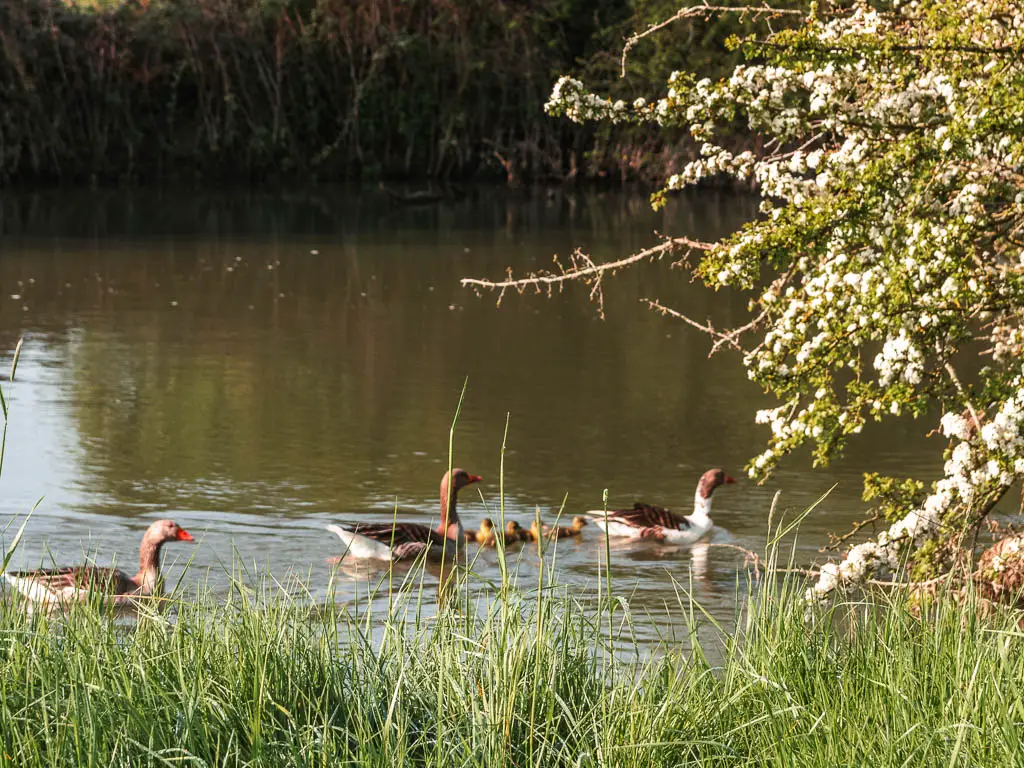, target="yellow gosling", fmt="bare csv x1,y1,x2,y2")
475,518,496,546
529,515,589,541
505,520,529,542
